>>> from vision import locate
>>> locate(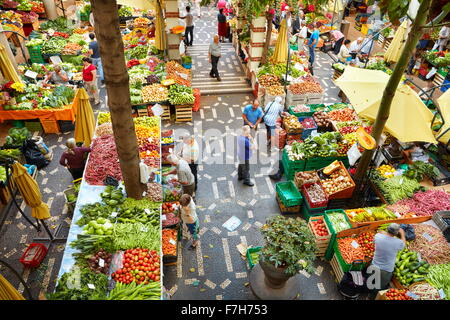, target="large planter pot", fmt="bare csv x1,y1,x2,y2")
259,259,292,289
